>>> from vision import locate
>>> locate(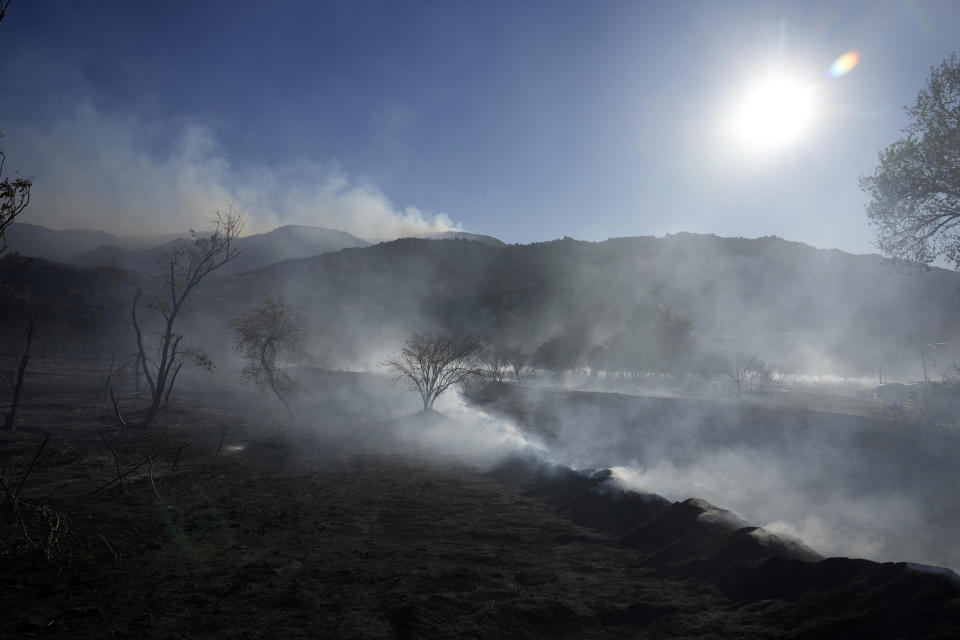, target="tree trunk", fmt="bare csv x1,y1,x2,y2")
163,361,183,408
5,320,34,431
266,370,294,422
101,353,115,402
